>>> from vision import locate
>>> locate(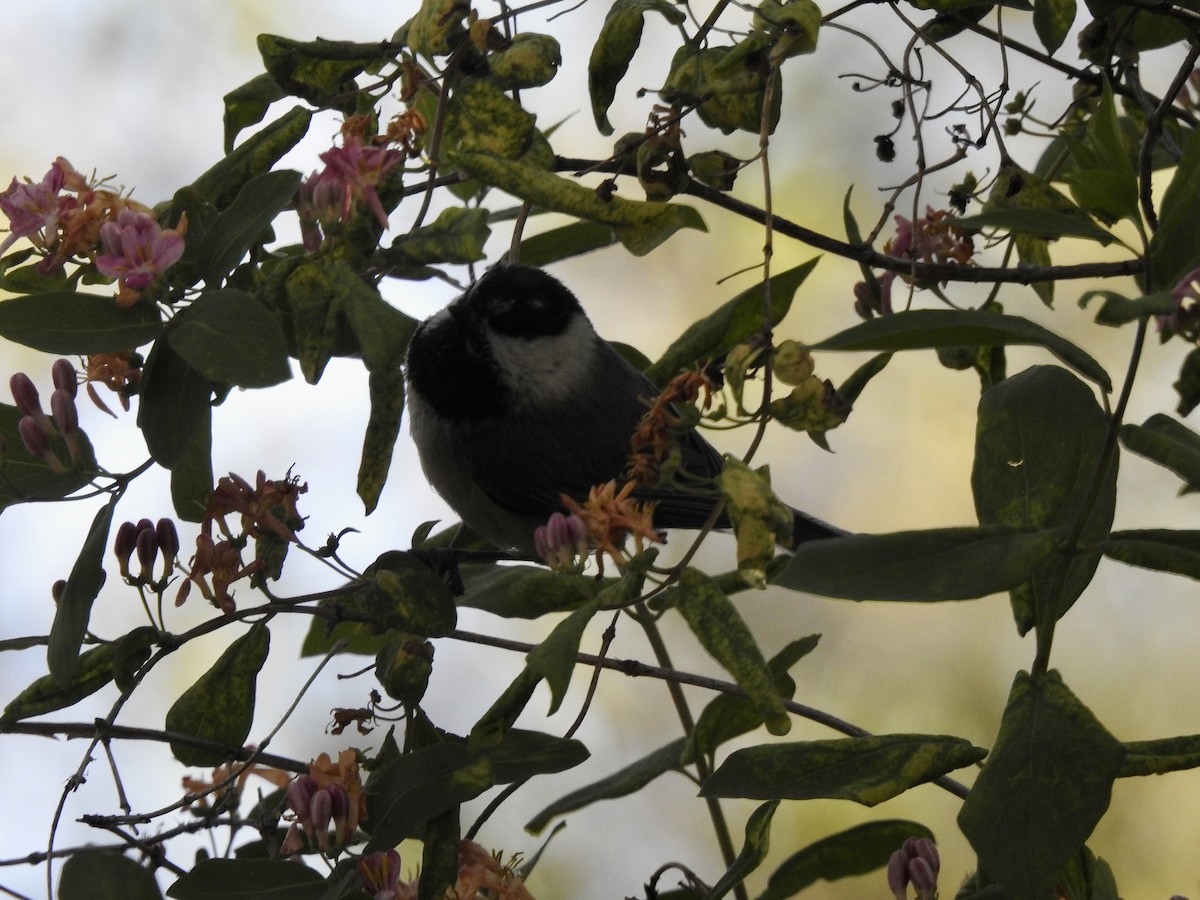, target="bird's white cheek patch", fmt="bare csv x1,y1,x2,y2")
489,317,596,409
